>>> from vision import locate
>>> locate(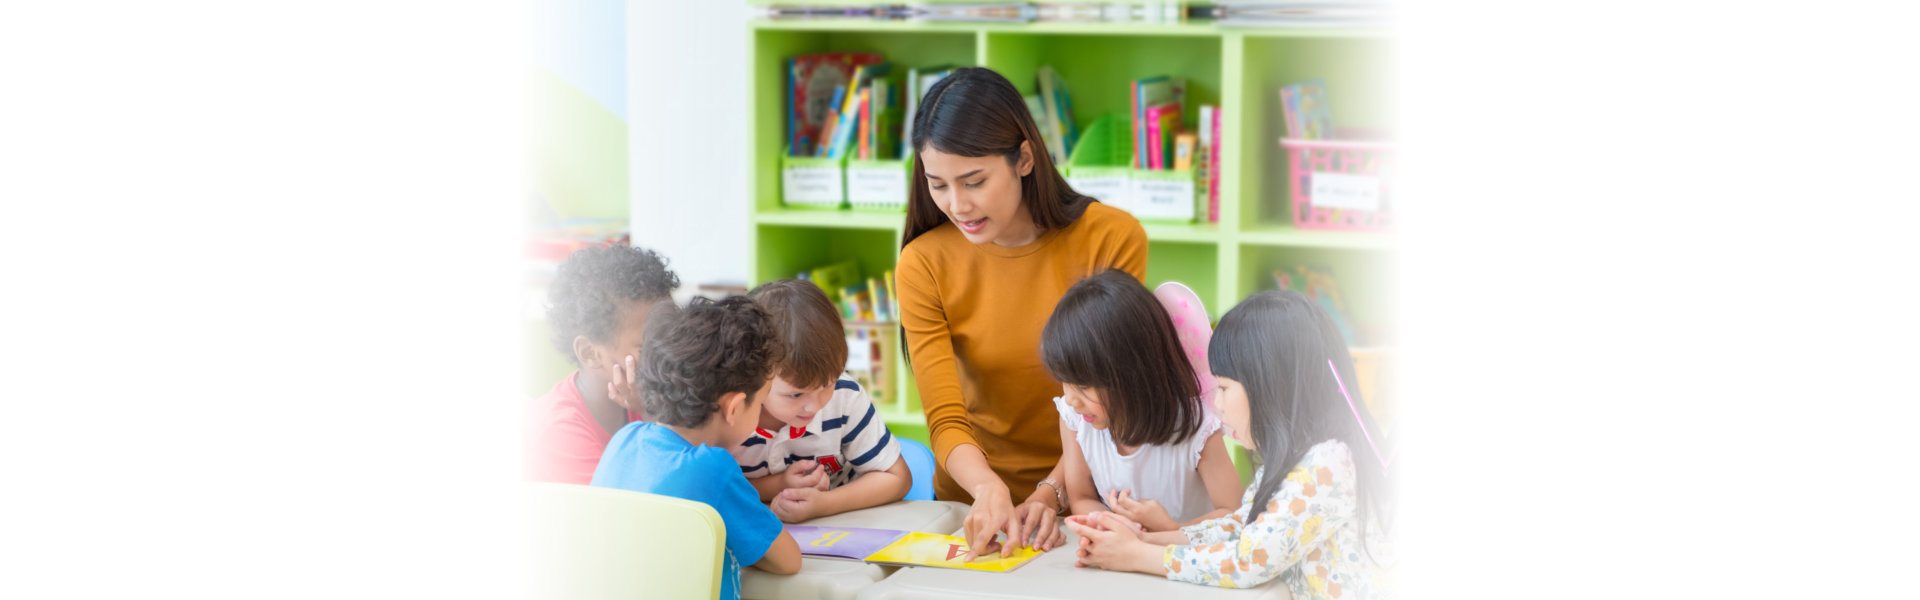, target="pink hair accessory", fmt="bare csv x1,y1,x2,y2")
1152,282,1217,413
1329,359,1393,471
